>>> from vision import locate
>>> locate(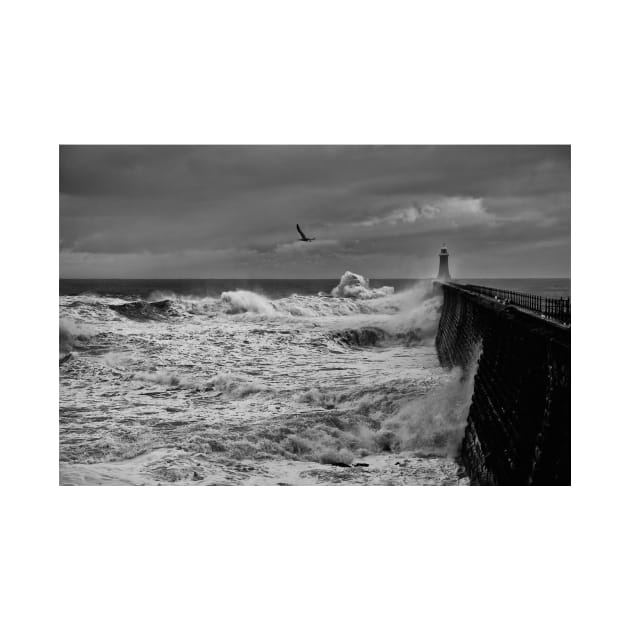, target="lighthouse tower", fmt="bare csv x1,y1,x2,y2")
437,244,451,280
